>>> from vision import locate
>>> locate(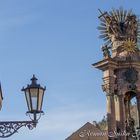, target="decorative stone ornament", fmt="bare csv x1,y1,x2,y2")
124,68,138,84
122,38,138,54
98,8,140,48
